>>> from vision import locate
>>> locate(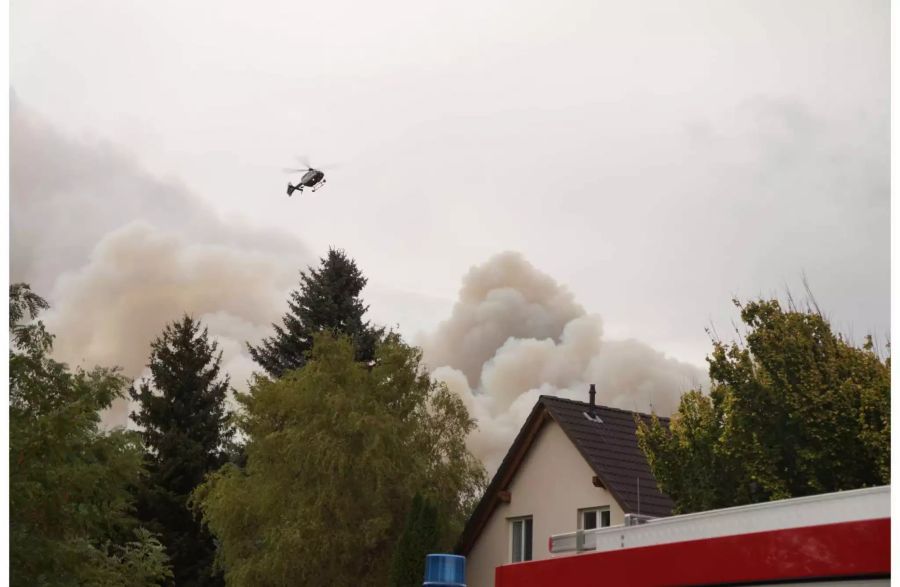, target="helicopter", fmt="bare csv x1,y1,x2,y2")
284,165,326,196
